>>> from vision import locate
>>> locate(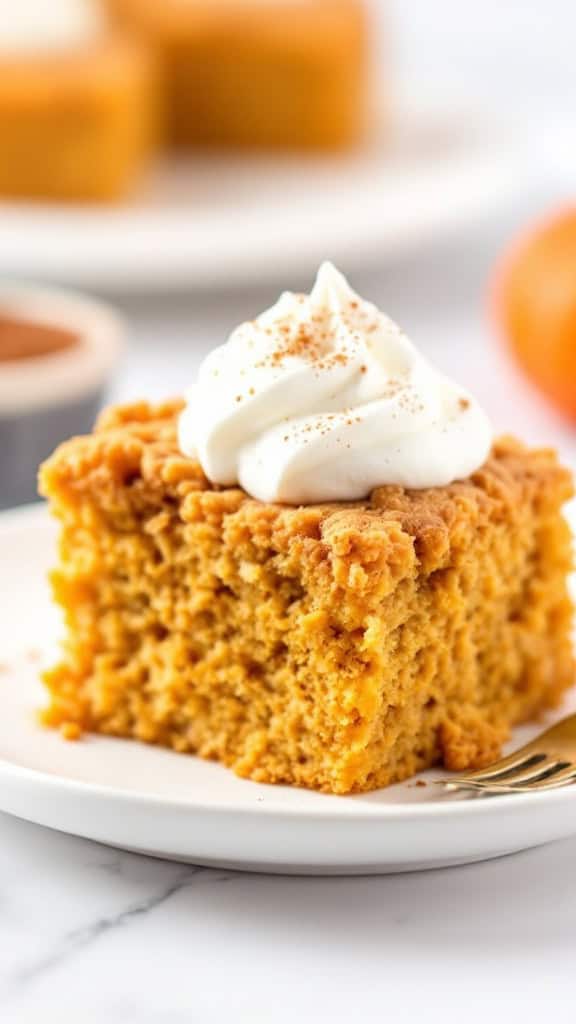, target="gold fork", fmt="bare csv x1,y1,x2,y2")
438,714,576,795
